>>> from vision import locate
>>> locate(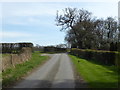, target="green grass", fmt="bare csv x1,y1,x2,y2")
69,55,119,88
1,54,10,58
2,51,49,87
0,73,1,79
